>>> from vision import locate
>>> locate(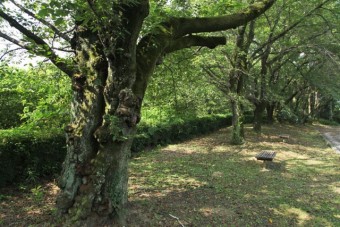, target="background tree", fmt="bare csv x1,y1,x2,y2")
245,0,334,132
